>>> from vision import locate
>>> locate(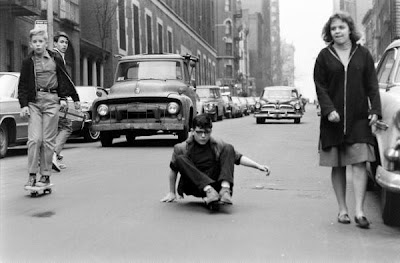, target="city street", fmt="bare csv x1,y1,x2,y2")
1,107,399,262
